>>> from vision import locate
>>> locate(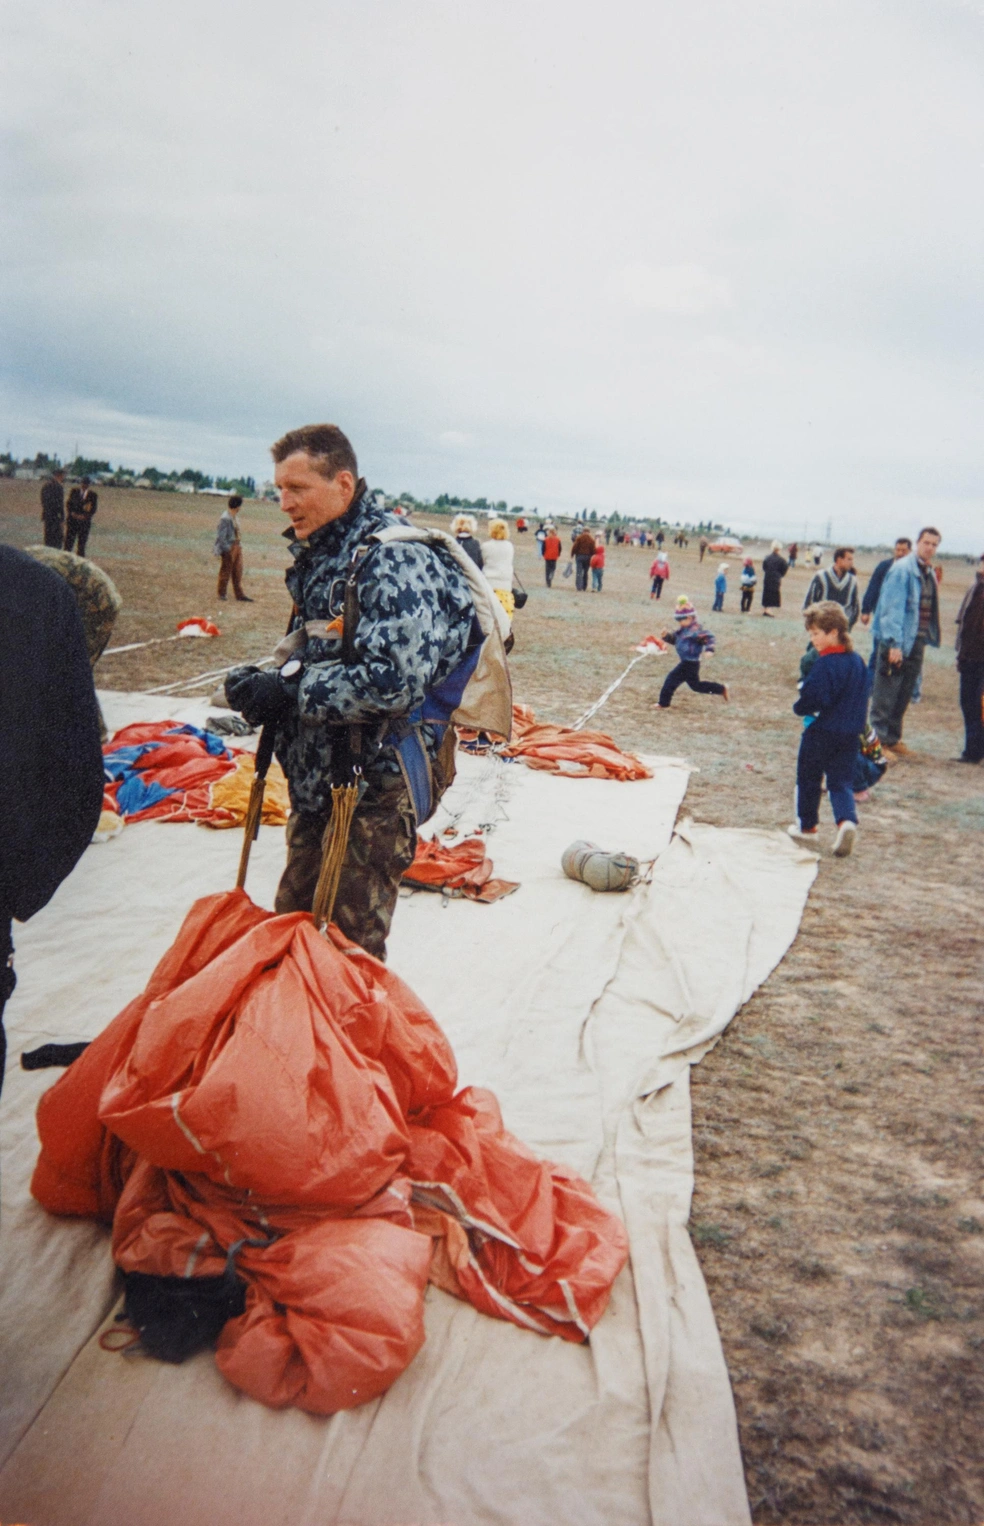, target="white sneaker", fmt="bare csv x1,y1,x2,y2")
787,823,819,844
833,820,857,857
